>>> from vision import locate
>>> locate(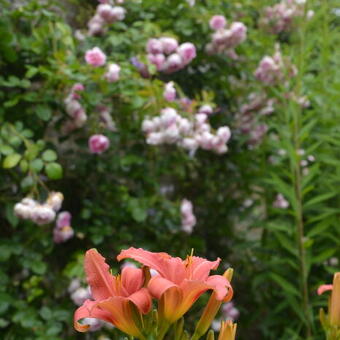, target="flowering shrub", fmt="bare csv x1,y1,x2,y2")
0,0,339,339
